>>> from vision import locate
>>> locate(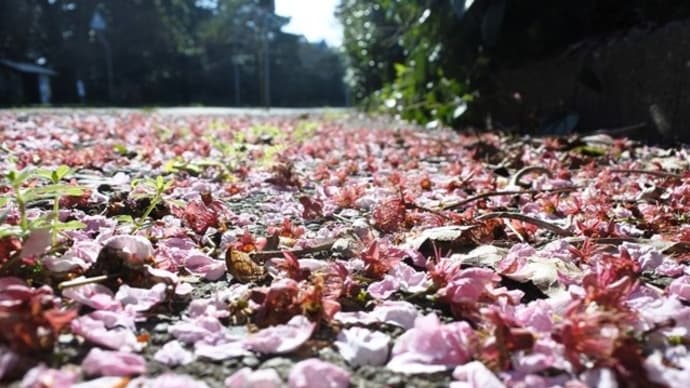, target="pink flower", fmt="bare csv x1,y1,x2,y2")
387,314,476,374
225,367,283,388
335,327,390,367
81,348,146,376
288,359,350,388
245,315,315,354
